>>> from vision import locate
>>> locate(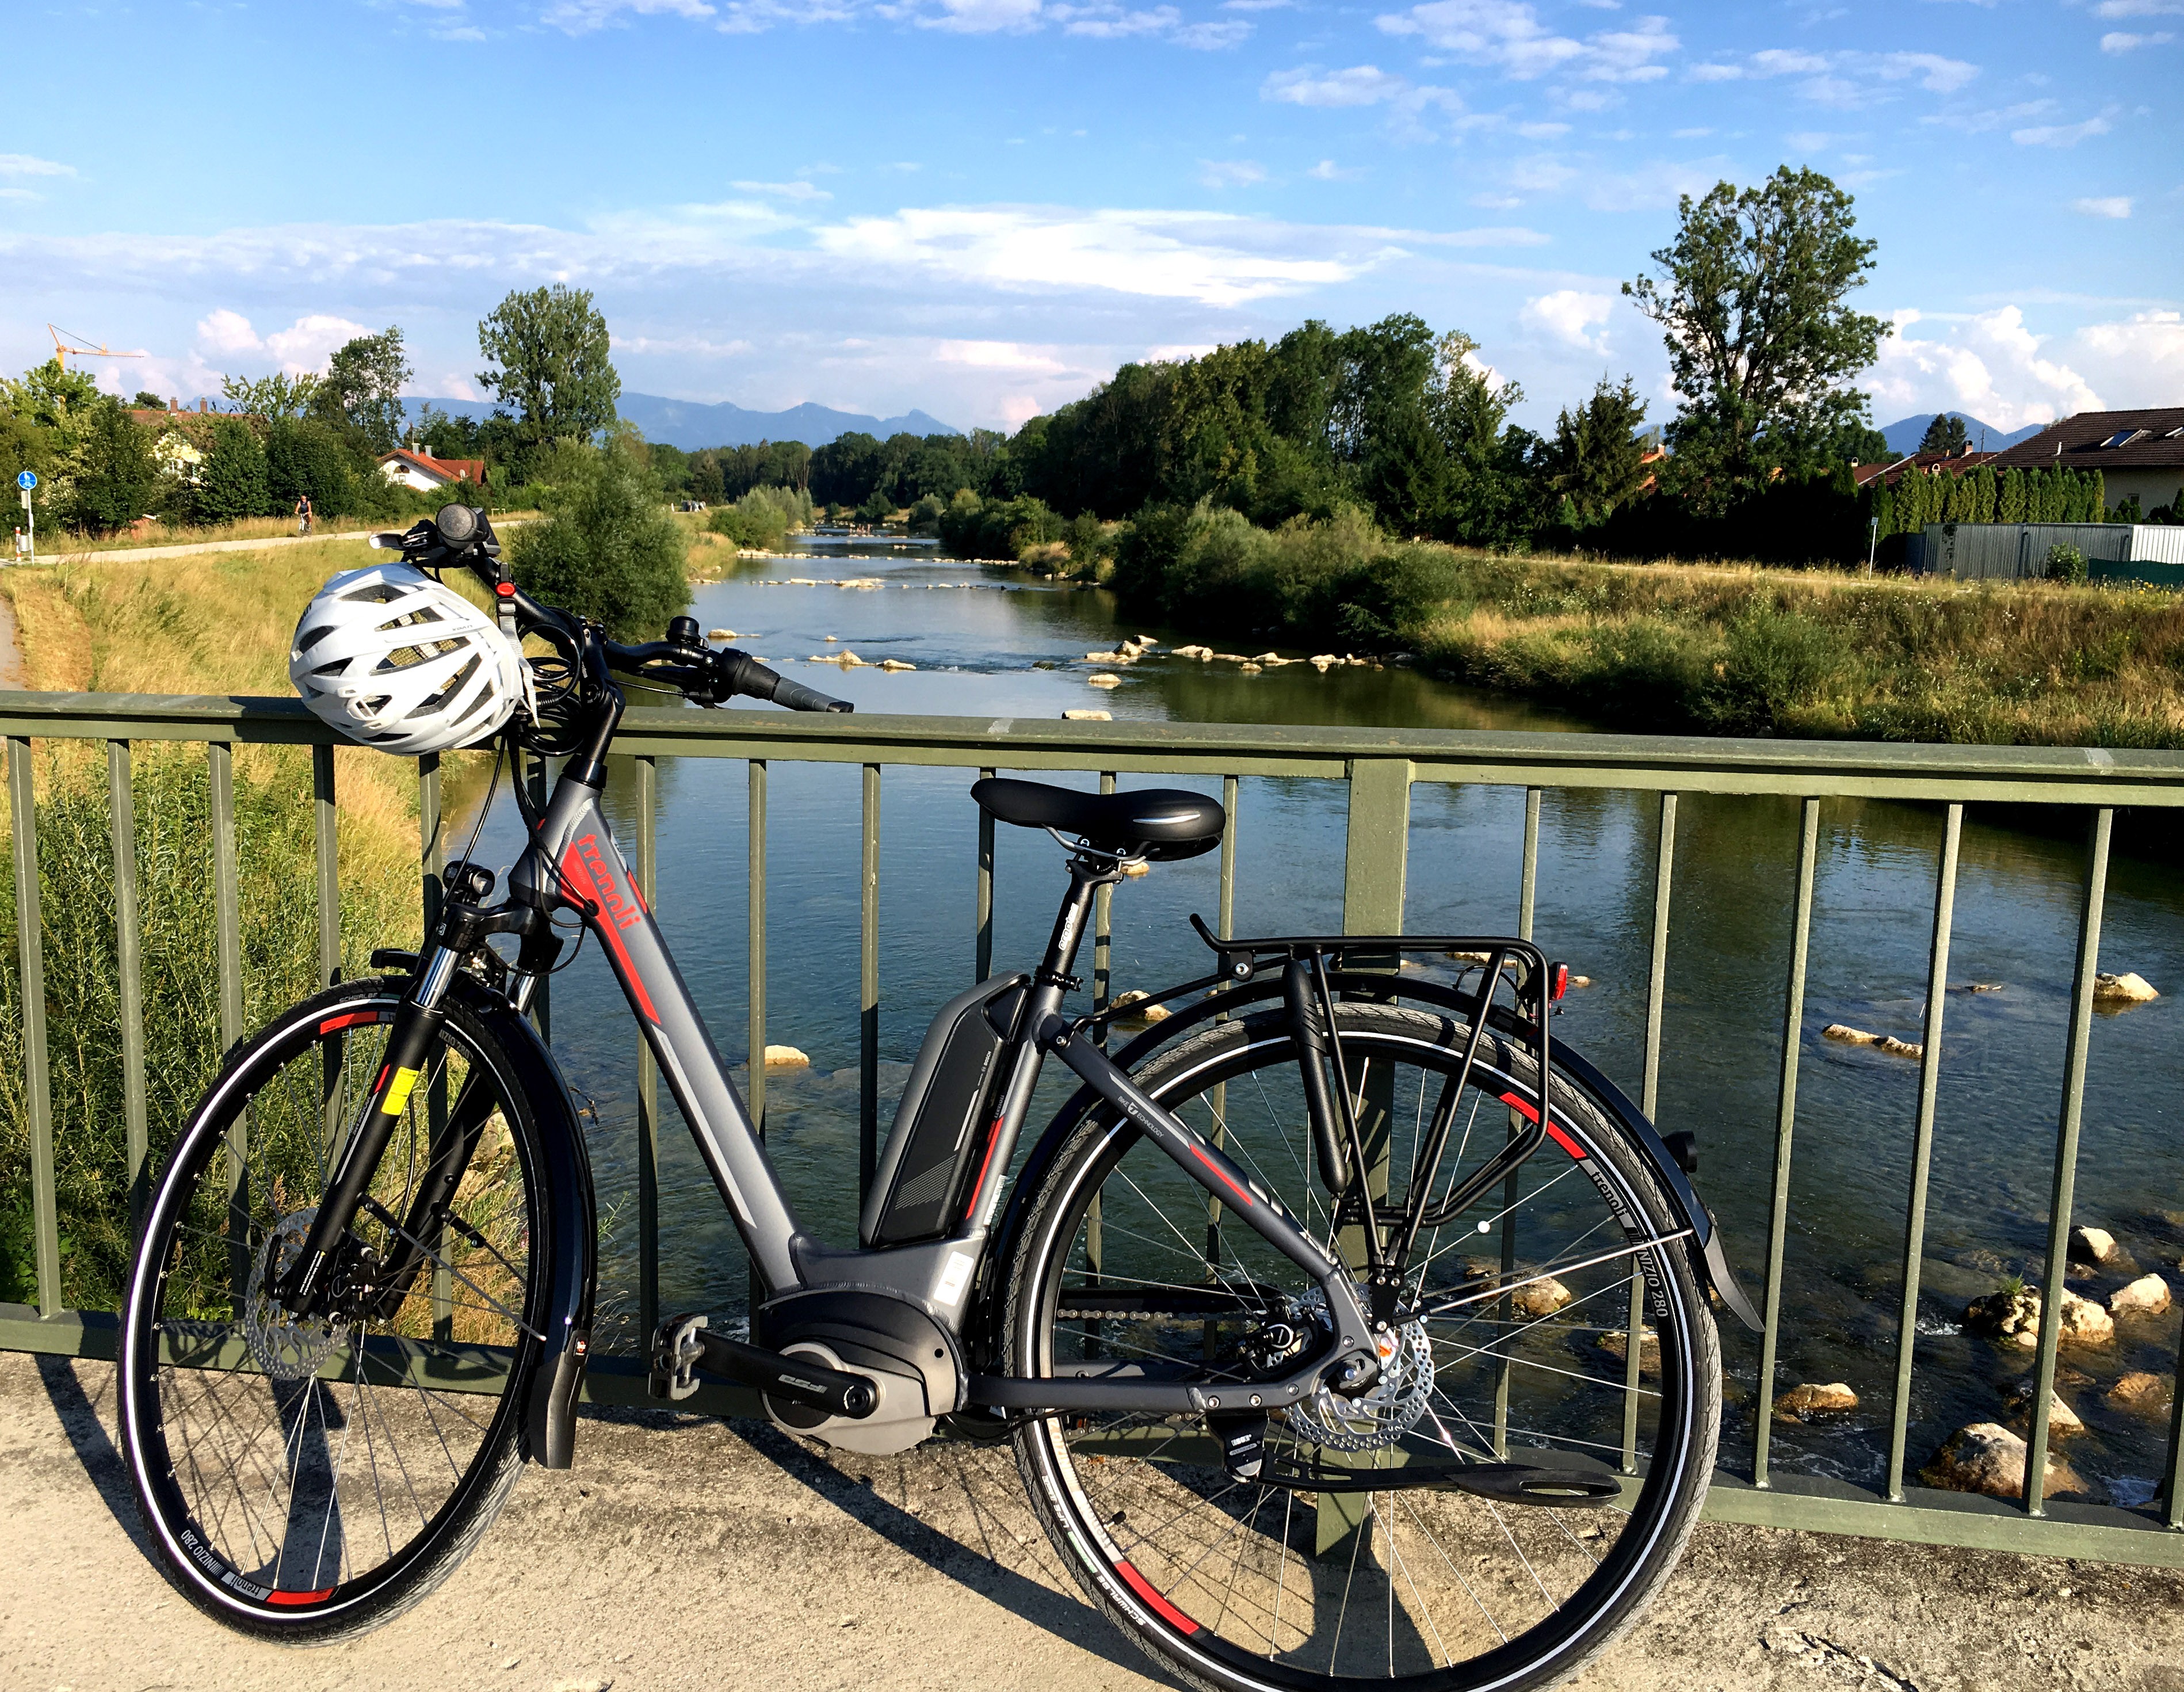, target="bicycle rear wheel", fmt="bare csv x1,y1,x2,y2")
1006,1003,1720,1692
119,981,547,1641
